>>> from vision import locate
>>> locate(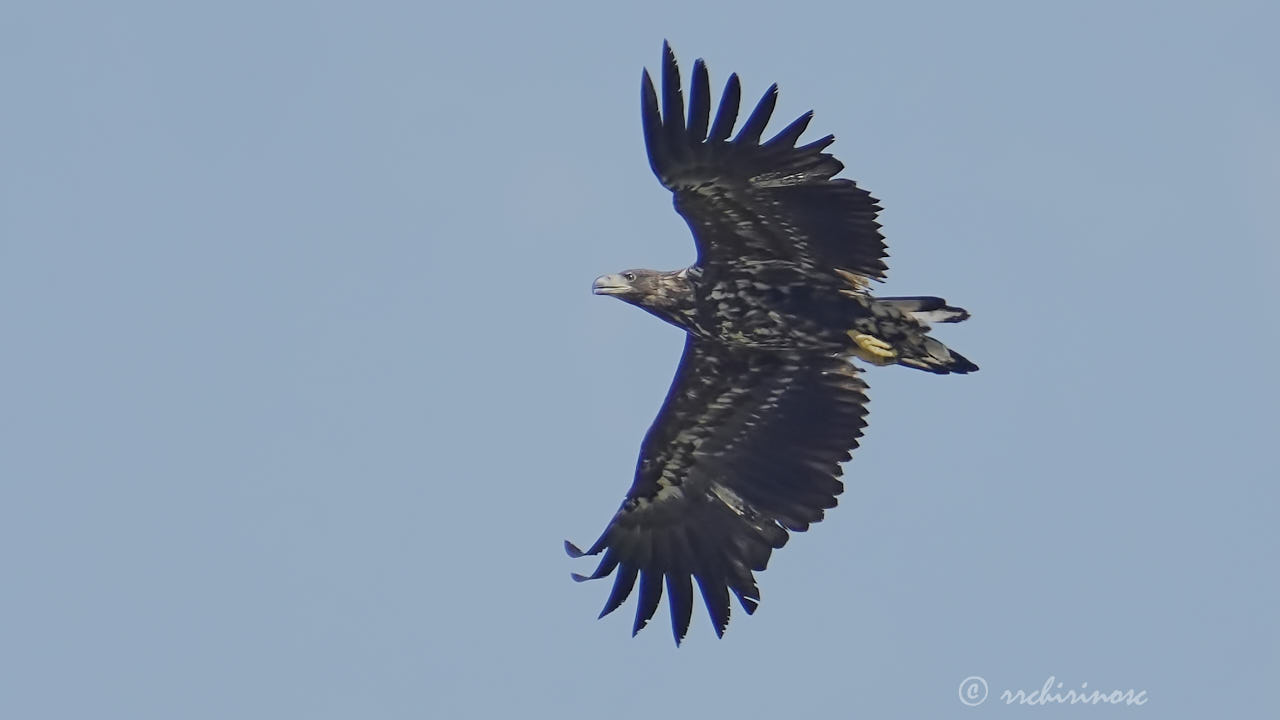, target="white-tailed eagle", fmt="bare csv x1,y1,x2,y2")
568,42,976,644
